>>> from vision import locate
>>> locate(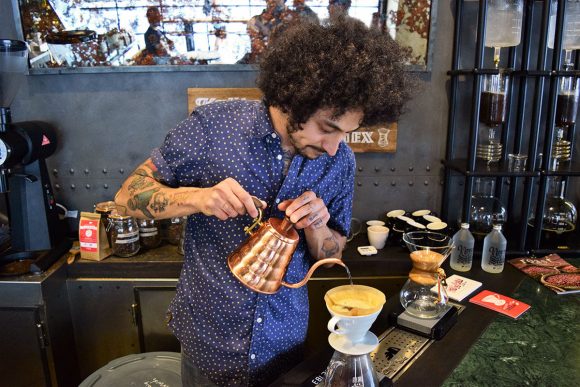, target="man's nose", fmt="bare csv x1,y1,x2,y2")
323,135,343,157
